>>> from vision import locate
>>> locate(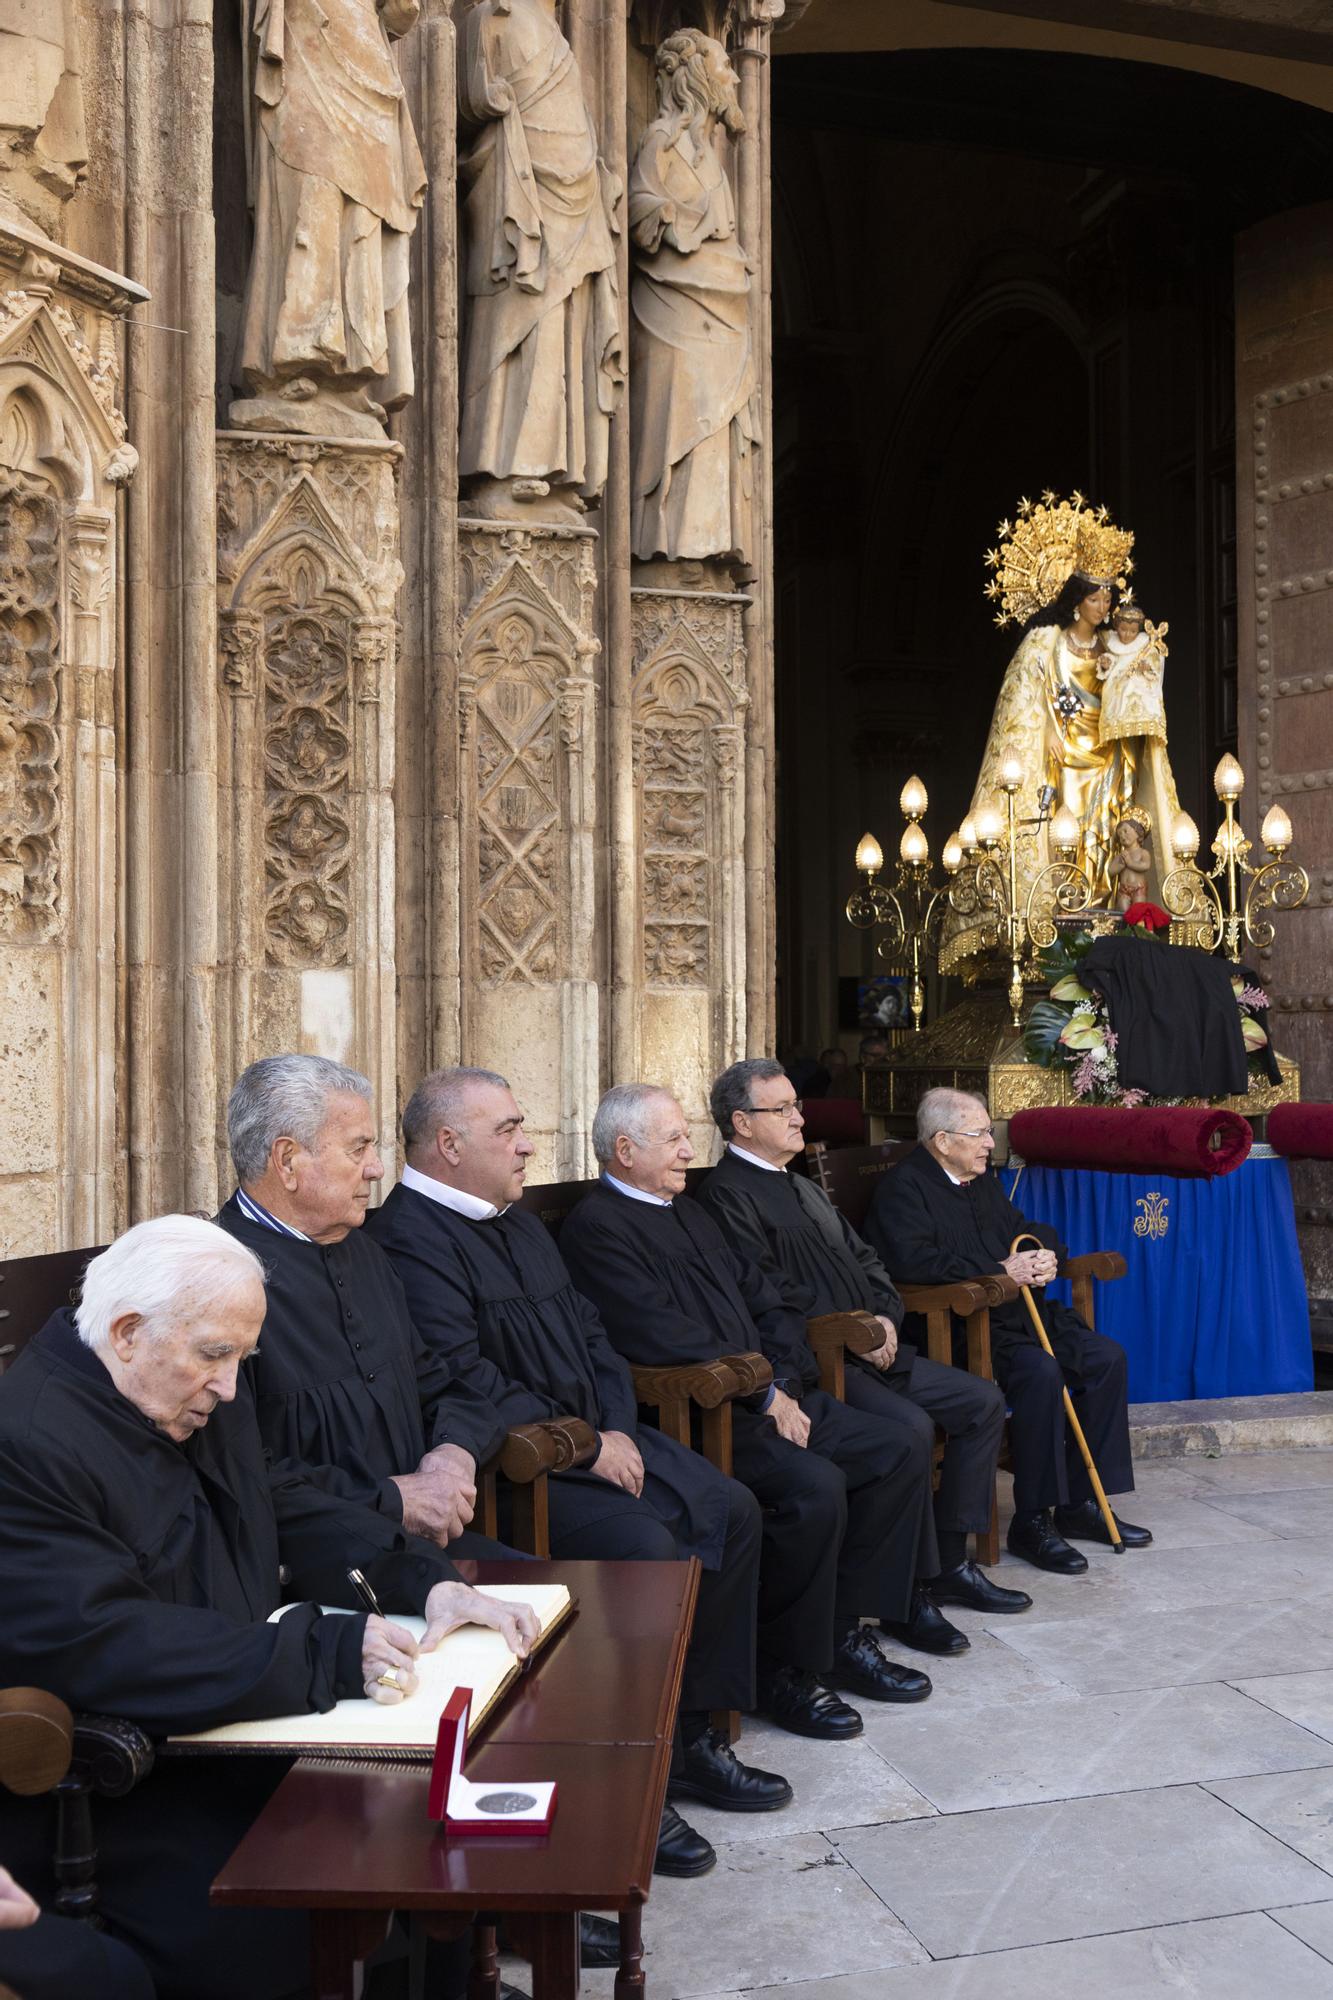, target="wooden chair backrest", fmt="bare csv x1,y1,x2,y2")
518,1166,713,1239
804,1140,916,1235
0,1246,103,1375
